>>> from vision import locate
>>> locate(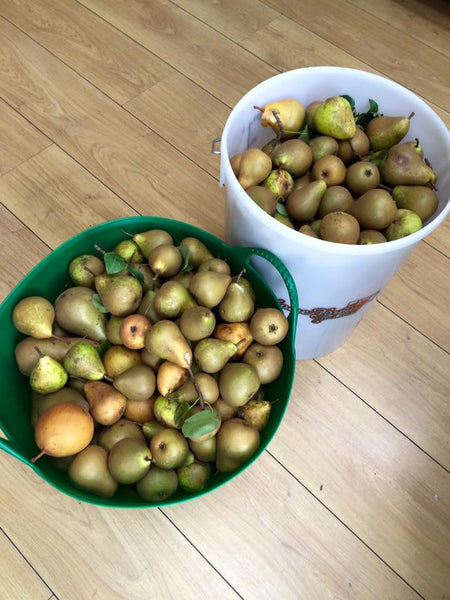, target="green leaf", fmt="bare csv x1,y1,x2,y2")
92,293,109,313
175,401,192,427
104,252,126,274
298,124,310,143
127,264,144,285
368,98,379,114
368,149,388,167
182,409,221,439
341,95,356,112
96,339,112,358
178,244,194,273
276,201,288,217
